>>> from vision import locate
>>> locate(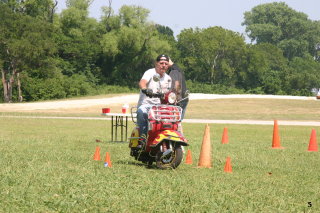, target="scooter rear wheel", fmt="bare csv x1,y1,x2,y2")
156,146,183,169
